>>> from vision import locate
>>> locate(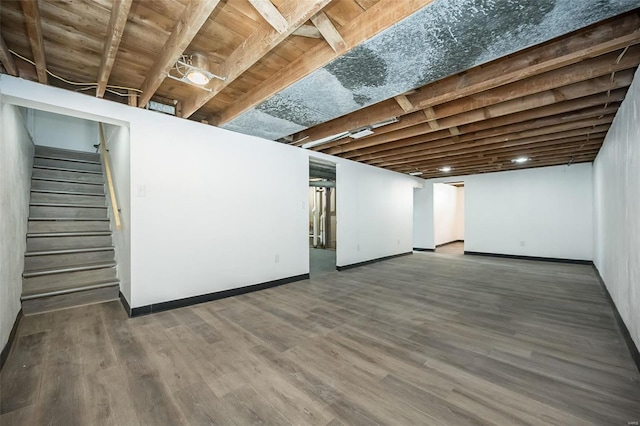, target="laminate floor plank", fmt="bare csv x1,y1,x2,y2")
2,252,639,425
